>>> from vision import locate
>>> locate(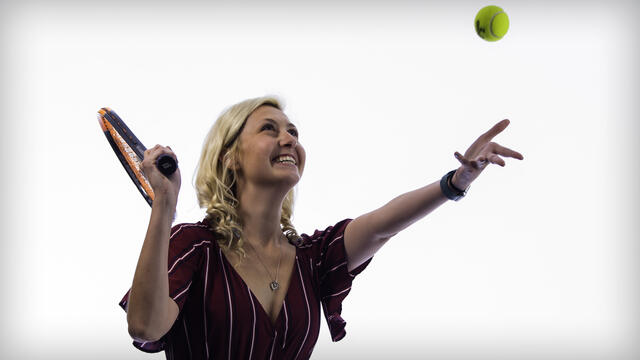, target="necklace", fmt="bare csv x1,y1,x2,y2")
244,234,283,291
